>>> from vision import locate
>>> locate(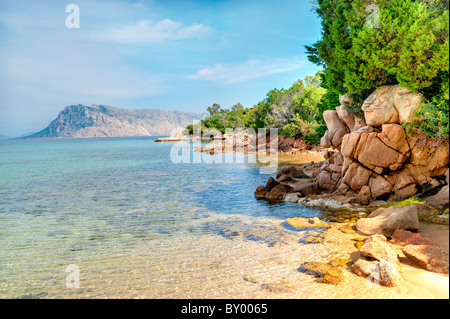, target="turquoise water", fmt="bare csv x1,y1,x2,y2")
0,137,324,298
